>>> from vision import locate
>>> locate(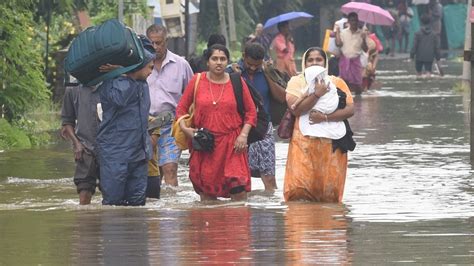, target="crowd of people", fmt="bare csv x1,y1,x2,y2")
61,0,444,205
322,0,444,93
